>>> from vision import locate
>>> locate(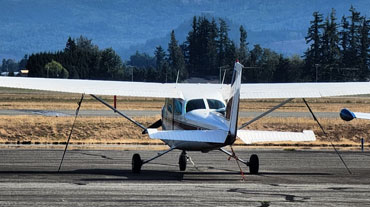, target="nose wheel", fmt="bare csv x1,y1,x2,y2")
179,151,187,171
